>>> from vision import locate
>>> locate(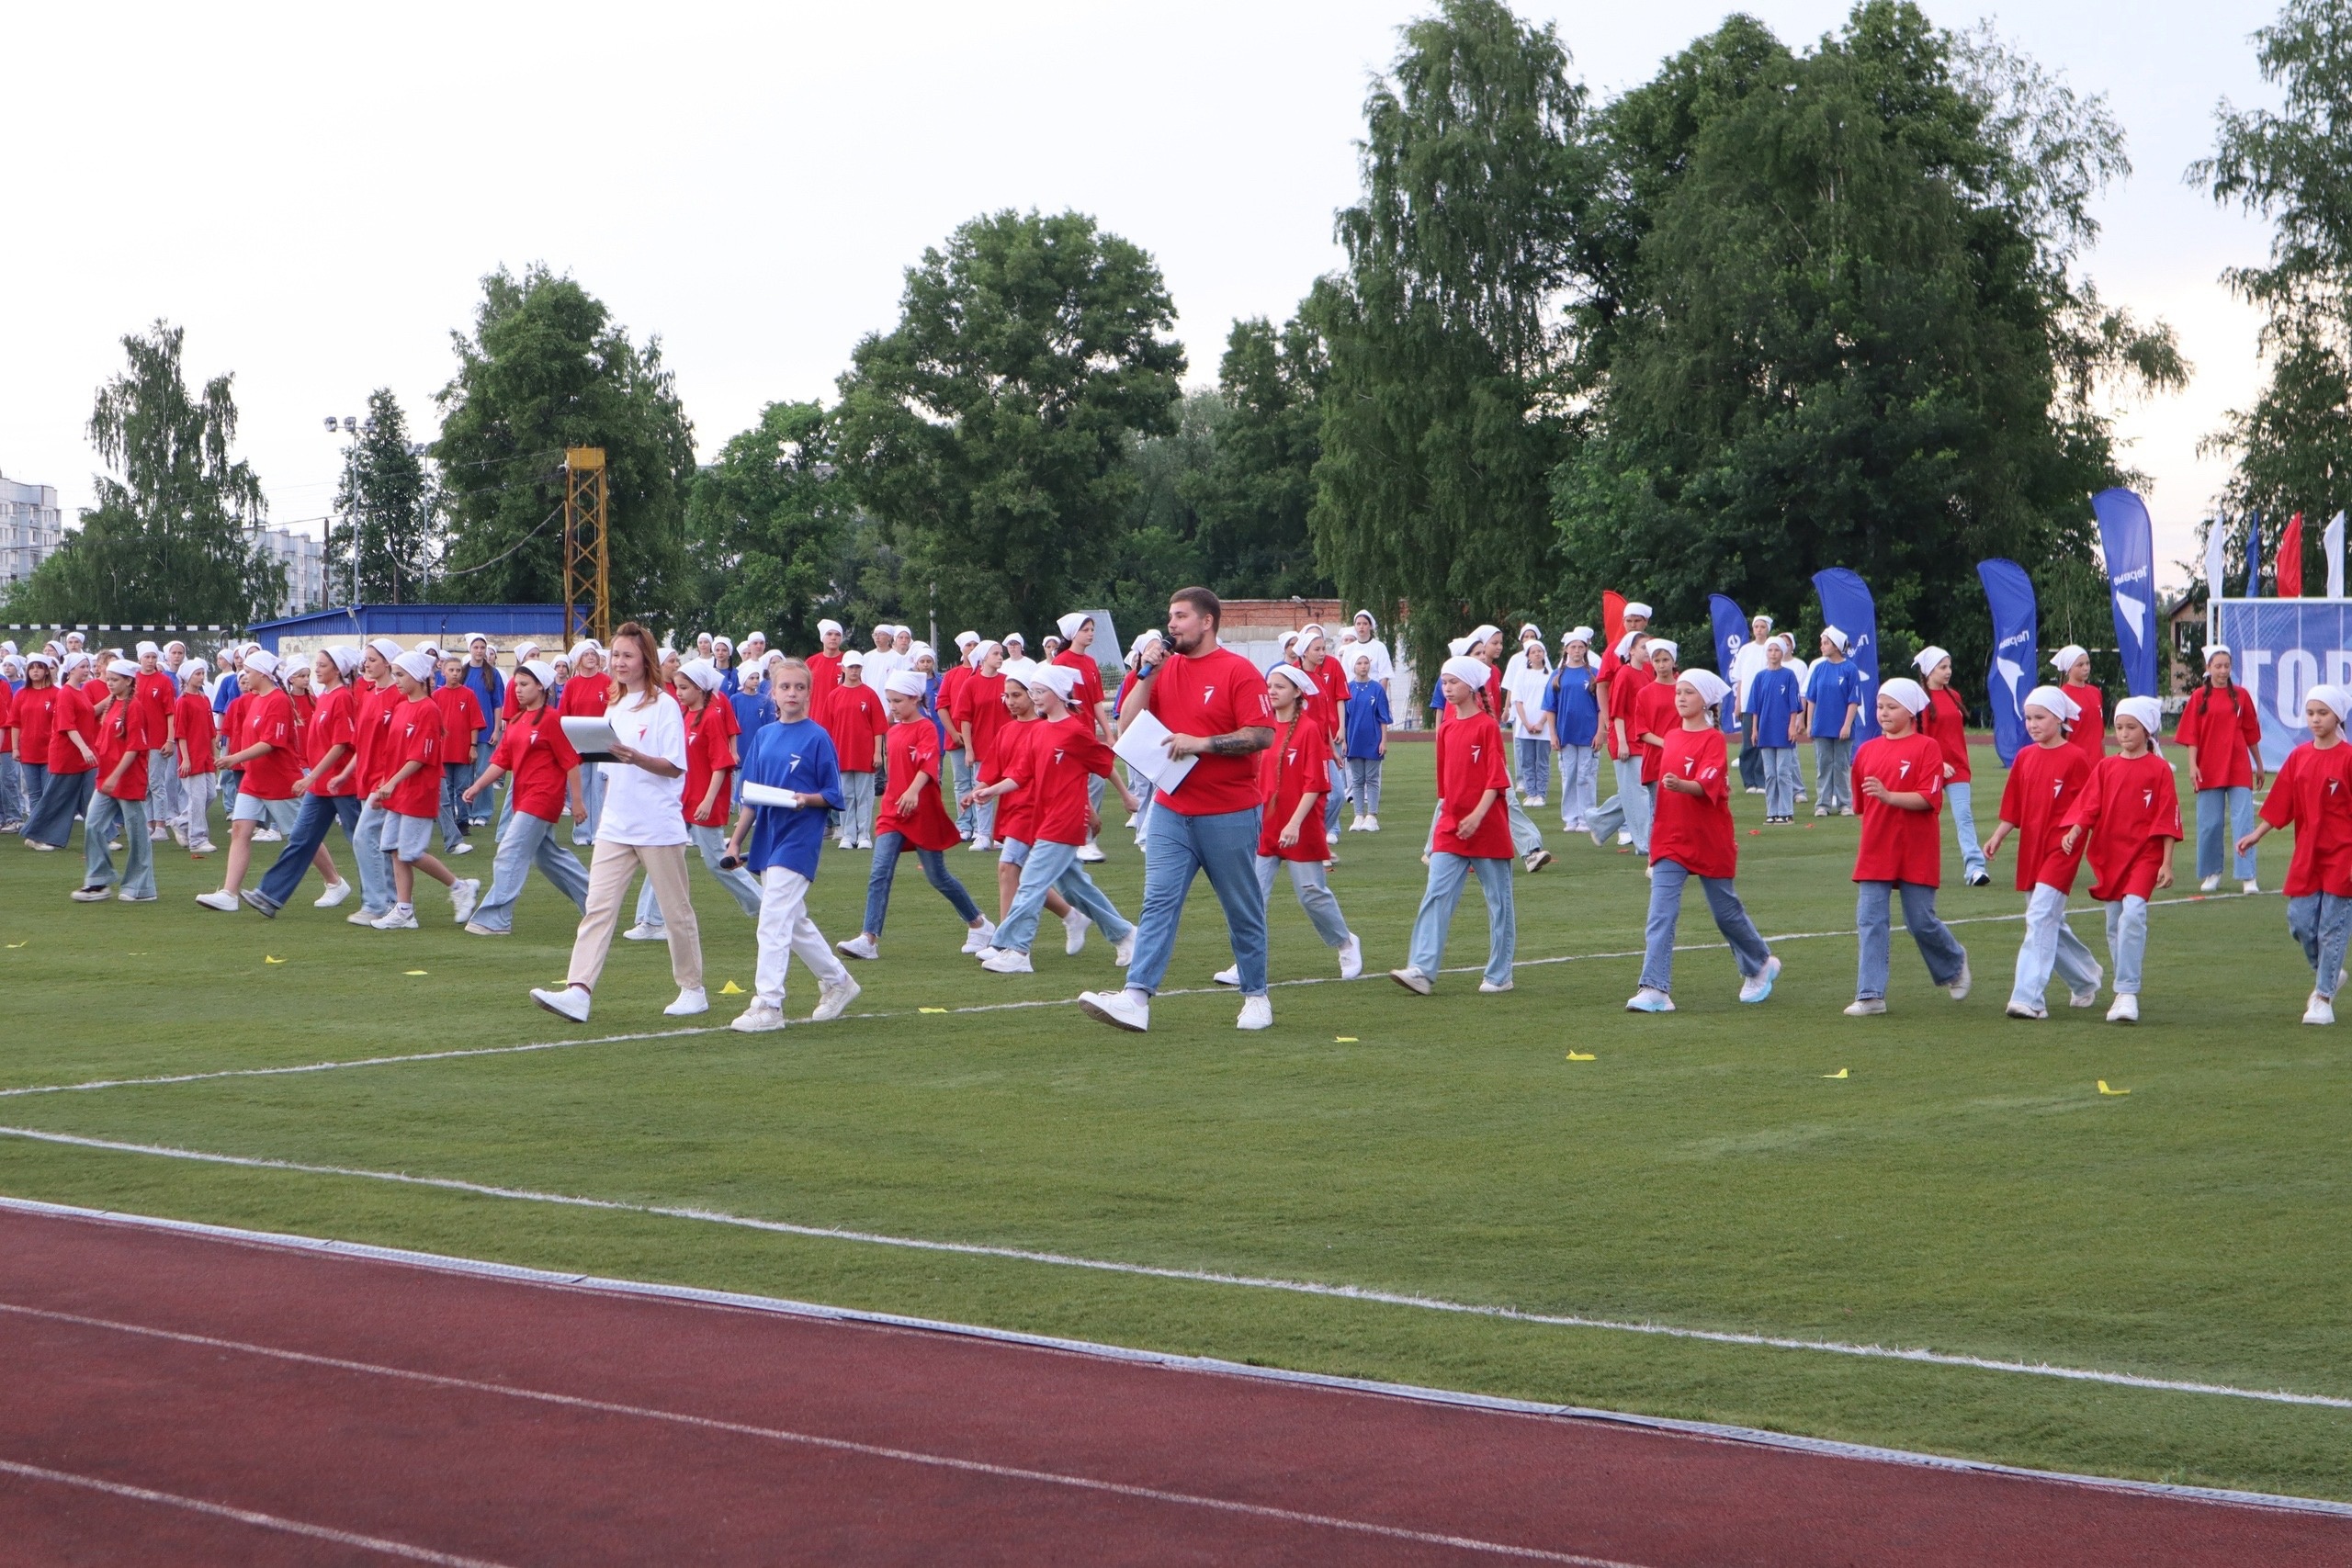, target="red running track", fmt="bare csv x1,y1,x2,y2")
1,1201,2346,1566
